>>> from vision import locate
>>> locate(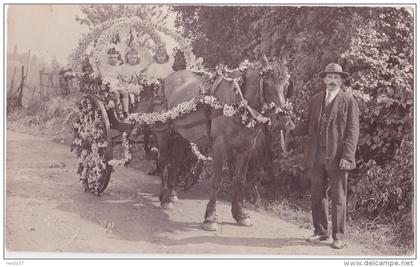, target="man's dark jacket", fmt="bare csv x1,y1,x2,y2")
294,89,359,170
